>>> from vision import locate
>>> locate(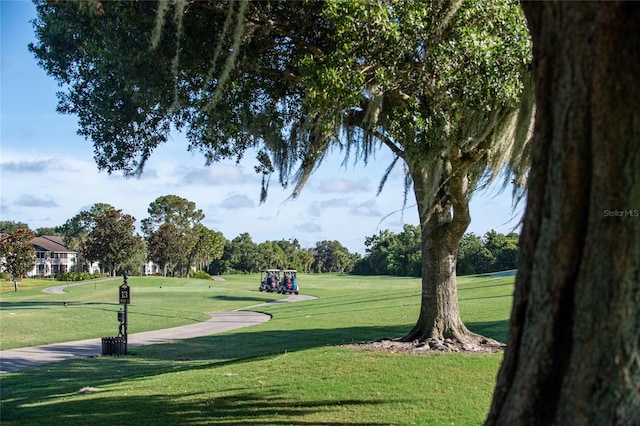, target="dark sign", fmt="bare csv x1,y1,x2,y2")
119,284,130,304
